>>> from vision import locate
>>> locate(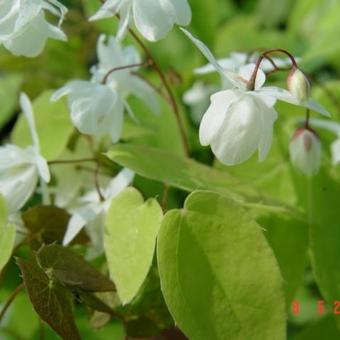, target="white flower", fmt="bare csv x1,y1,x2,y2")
182,28,330,165
195,51,294,77
289,128,321,176
0,0,67,57
309,118,340,166
52,81,124,142
52,35,158,142
89,0,192,42
63,168,134,246
0,93,50,213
